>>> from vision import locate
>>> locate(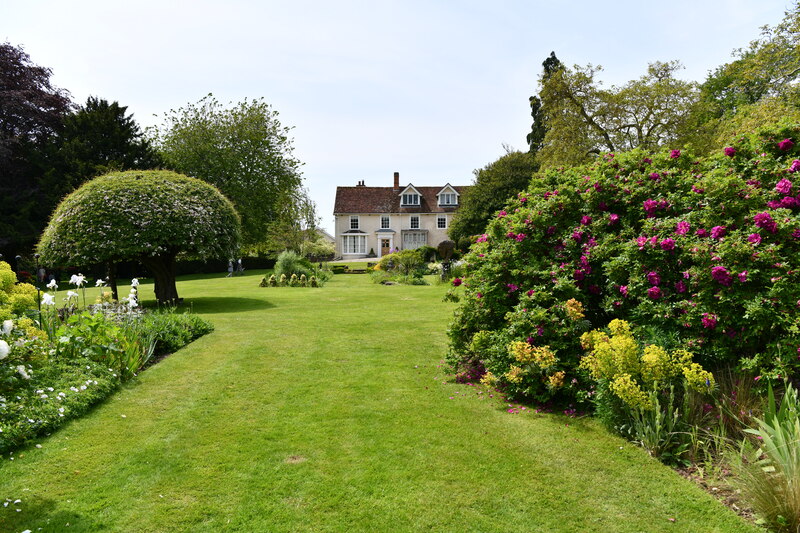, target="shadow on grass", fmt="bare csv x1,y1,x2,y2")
0,495,100,532
179,296,276,315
